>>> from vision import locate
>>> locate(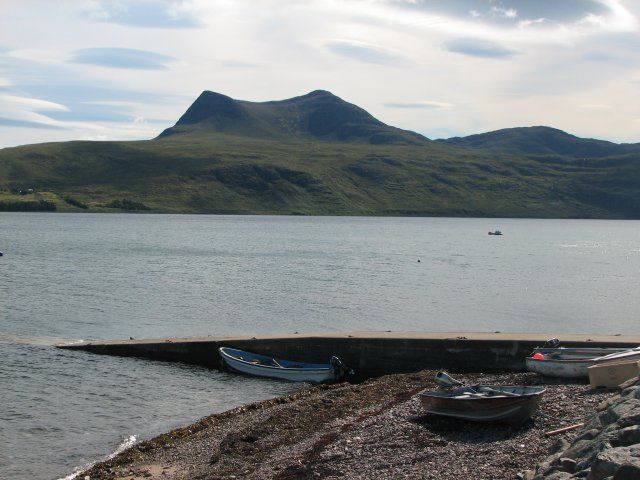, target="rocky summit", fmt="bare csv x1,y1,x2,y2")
159,89,427,145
